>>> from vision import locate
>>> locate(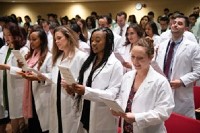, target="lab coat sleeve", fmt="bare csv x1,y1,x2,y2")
134,80,174,129
10,66,23,78
41,54,52,85
83,61,123,102
115,74,128,107
180,44,200,86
